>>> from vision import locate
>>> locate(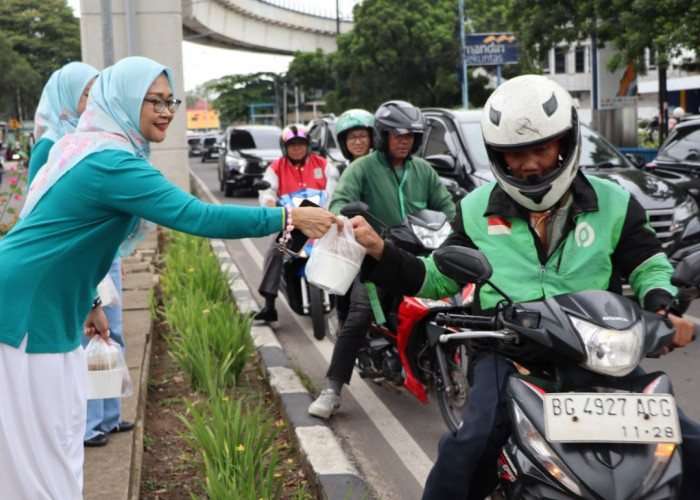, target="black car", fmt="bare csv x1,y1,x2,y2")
187,134,203,157
201,132,223,163
647,118,700,177
217,124,282,197
307,114,348,171
418,107,700,260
